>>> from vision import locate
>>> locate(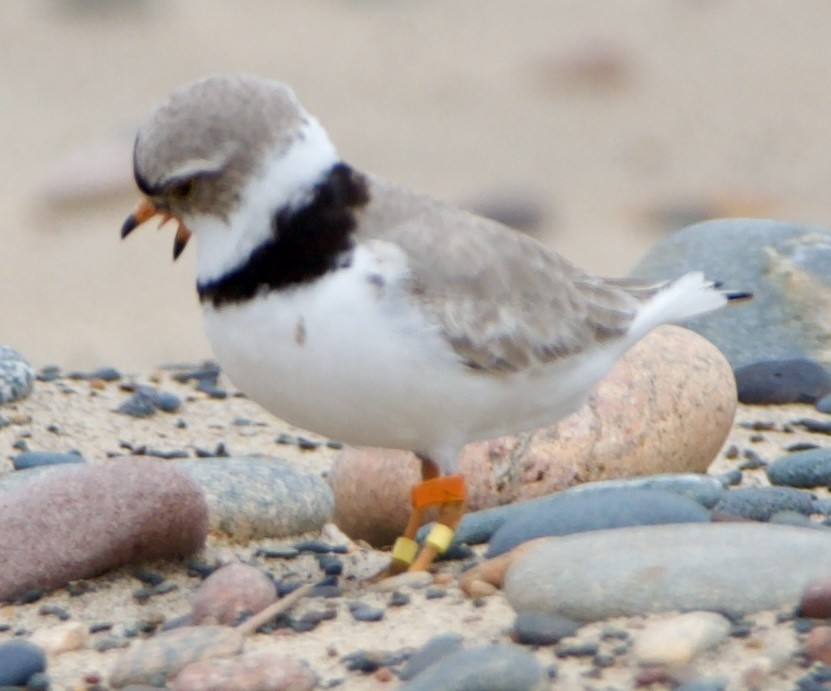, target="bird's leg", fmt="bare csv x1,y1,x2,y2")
389,455,467,574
